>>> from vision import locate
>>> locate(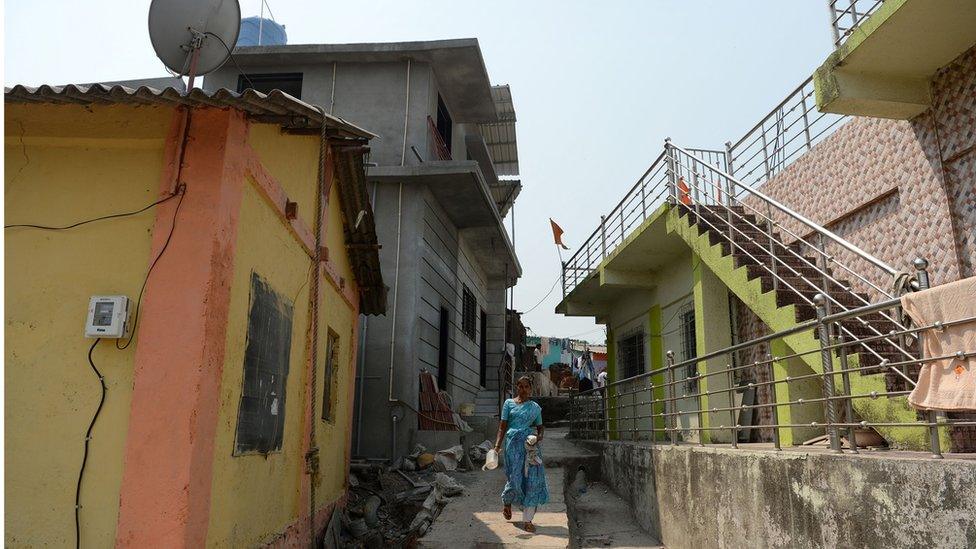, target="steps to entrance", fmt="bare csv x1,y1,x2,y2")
666,204,929,450
677,204,914,388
